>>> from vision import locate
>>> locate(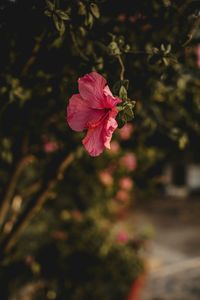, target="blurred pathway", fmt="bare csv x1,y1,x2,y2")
135,197,200,300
